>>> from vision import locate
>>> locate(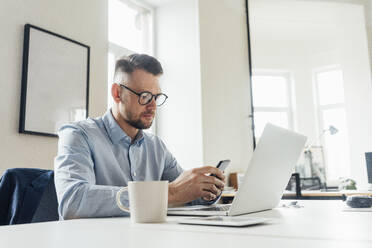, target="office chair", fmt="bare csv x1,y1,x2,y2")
0,168,59,225
286,173,301,198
